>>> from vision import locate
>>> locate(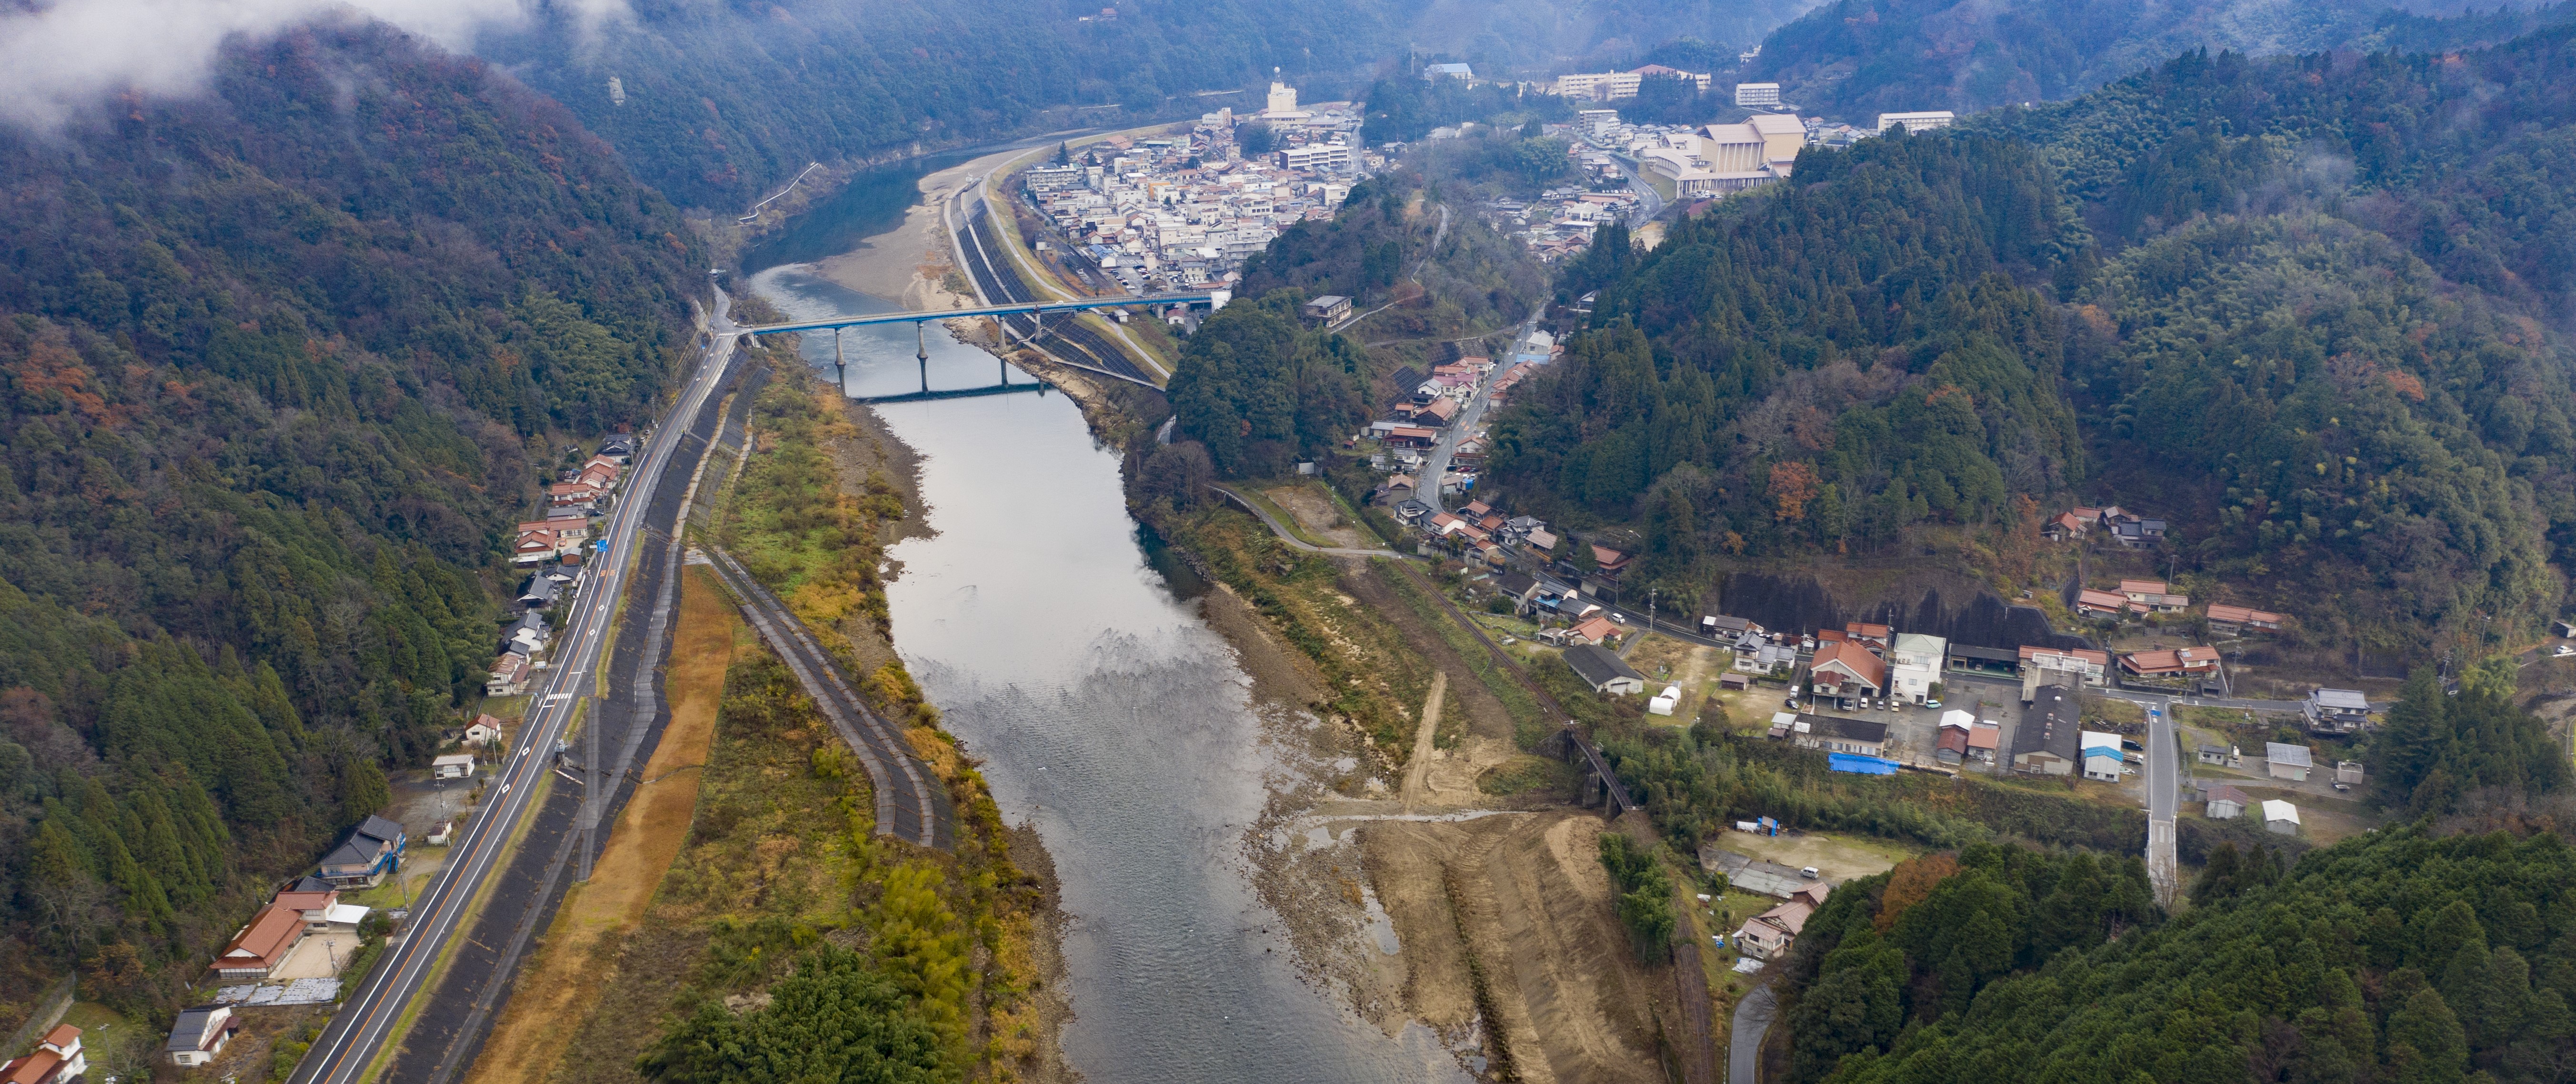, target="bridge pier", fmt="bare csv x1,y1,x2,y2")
915,321,929,393
832,328,845,389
